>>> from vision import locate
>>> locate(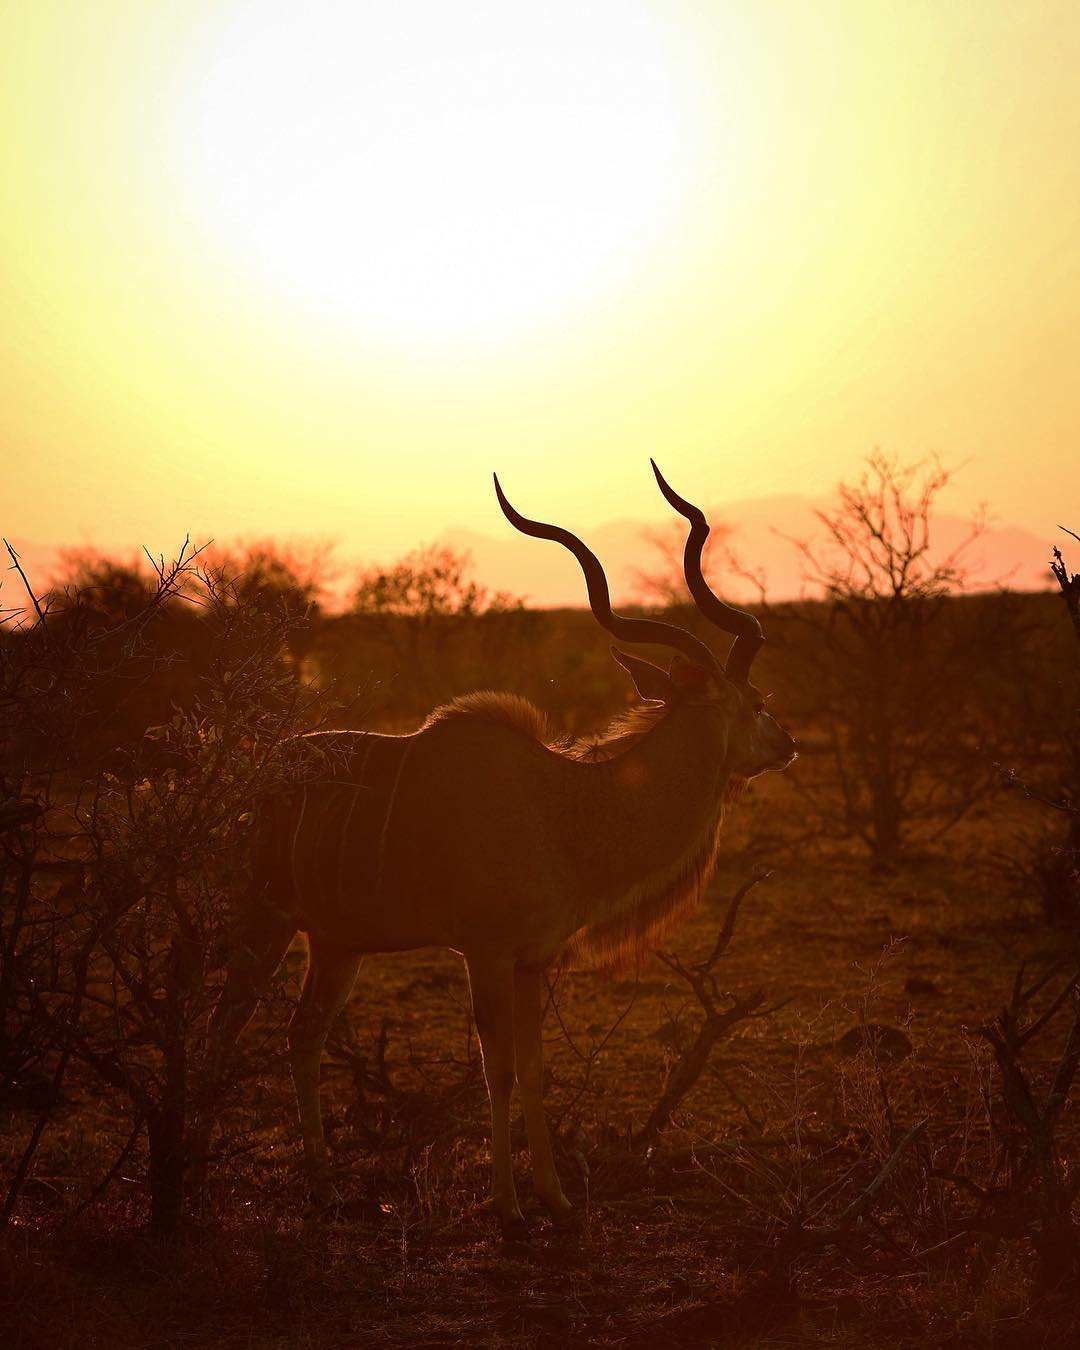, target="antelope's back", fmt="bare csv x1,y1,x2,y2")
251,720,579,955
